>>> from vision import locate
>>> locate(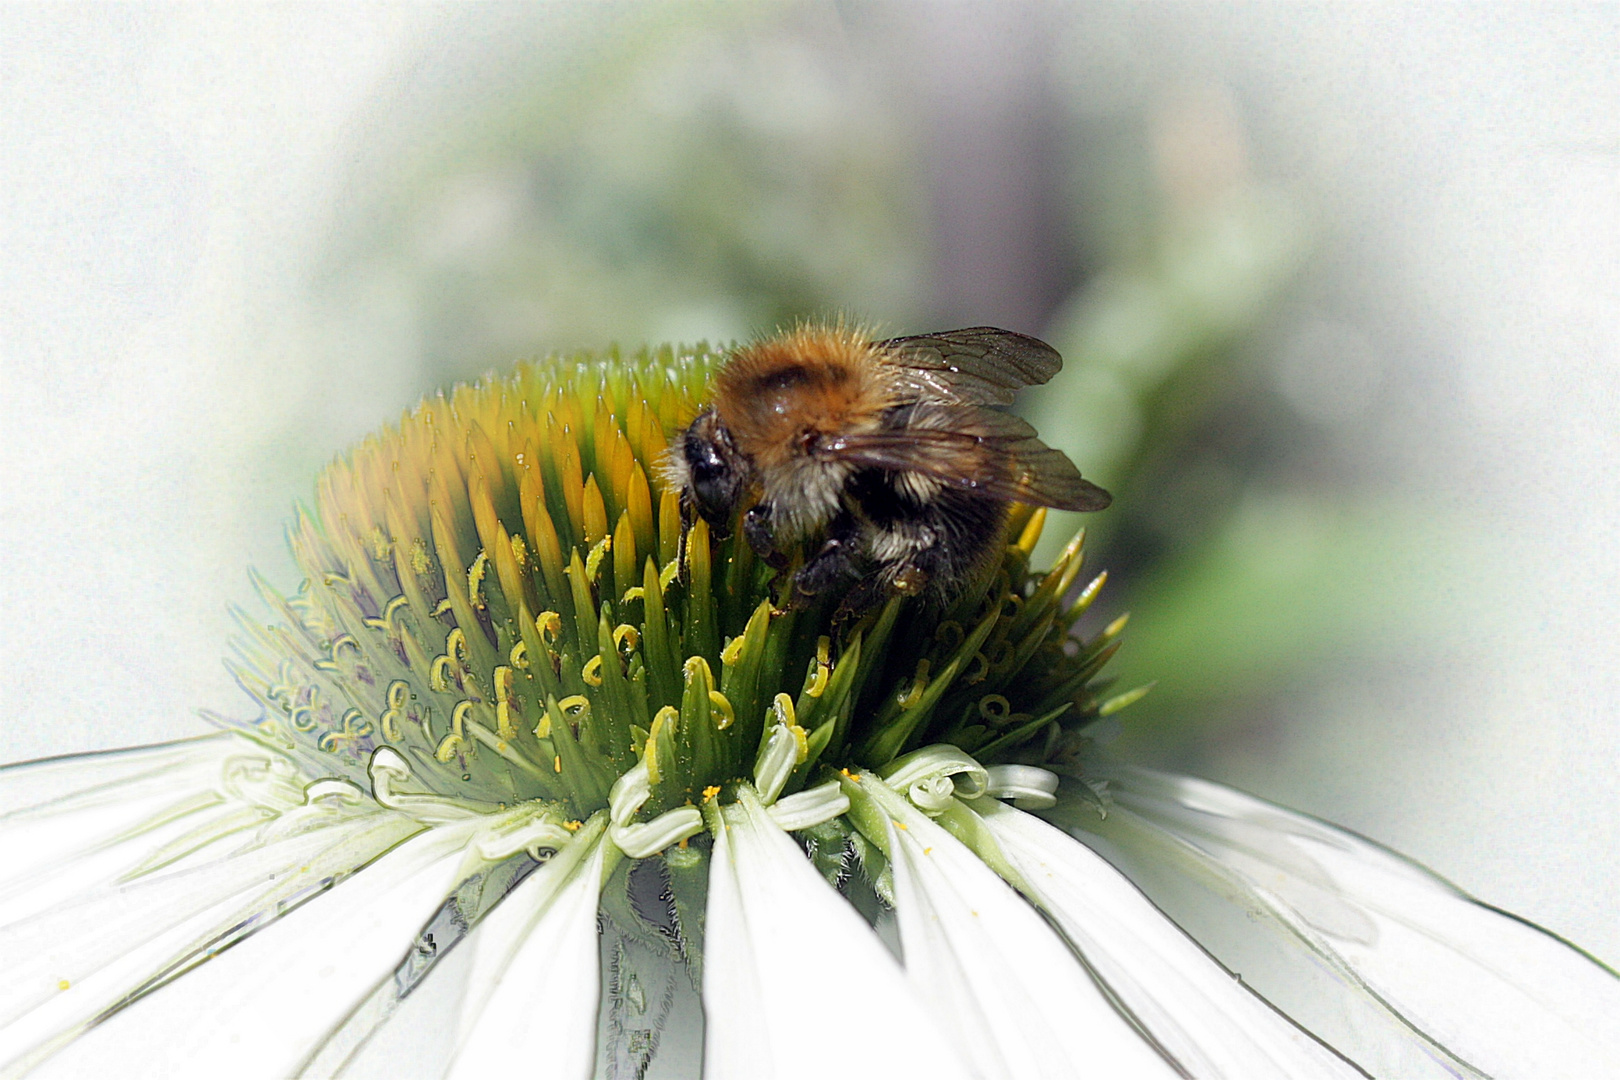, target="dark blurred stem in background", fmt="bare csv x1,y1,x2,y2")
899,4,1080,335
